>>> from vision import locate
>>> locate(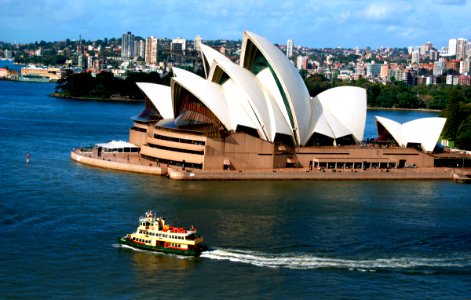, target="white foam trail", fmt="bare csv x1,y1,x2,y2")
114,243,146,252
201,249,471,271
